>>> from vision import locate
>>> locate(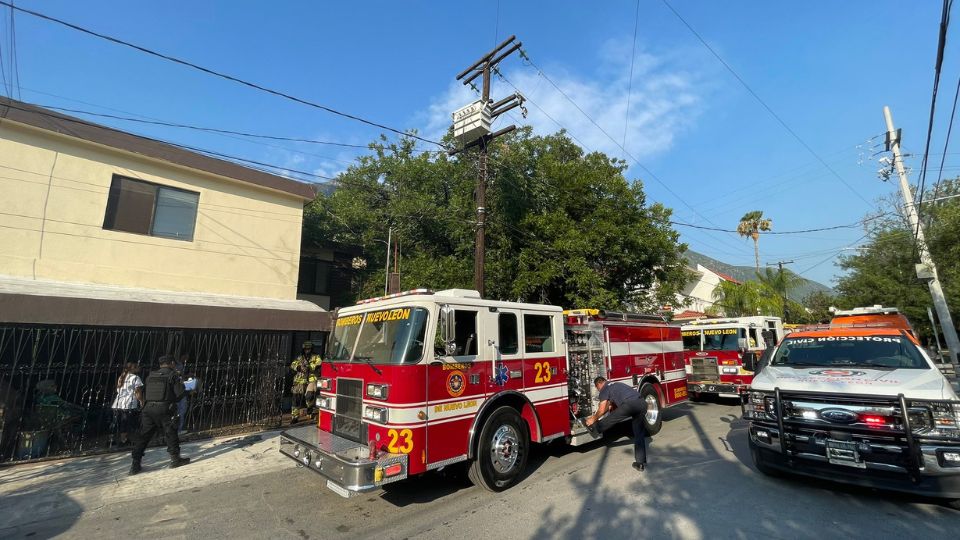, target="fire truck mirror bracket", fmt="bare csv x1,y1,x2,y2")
439,304,457,356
